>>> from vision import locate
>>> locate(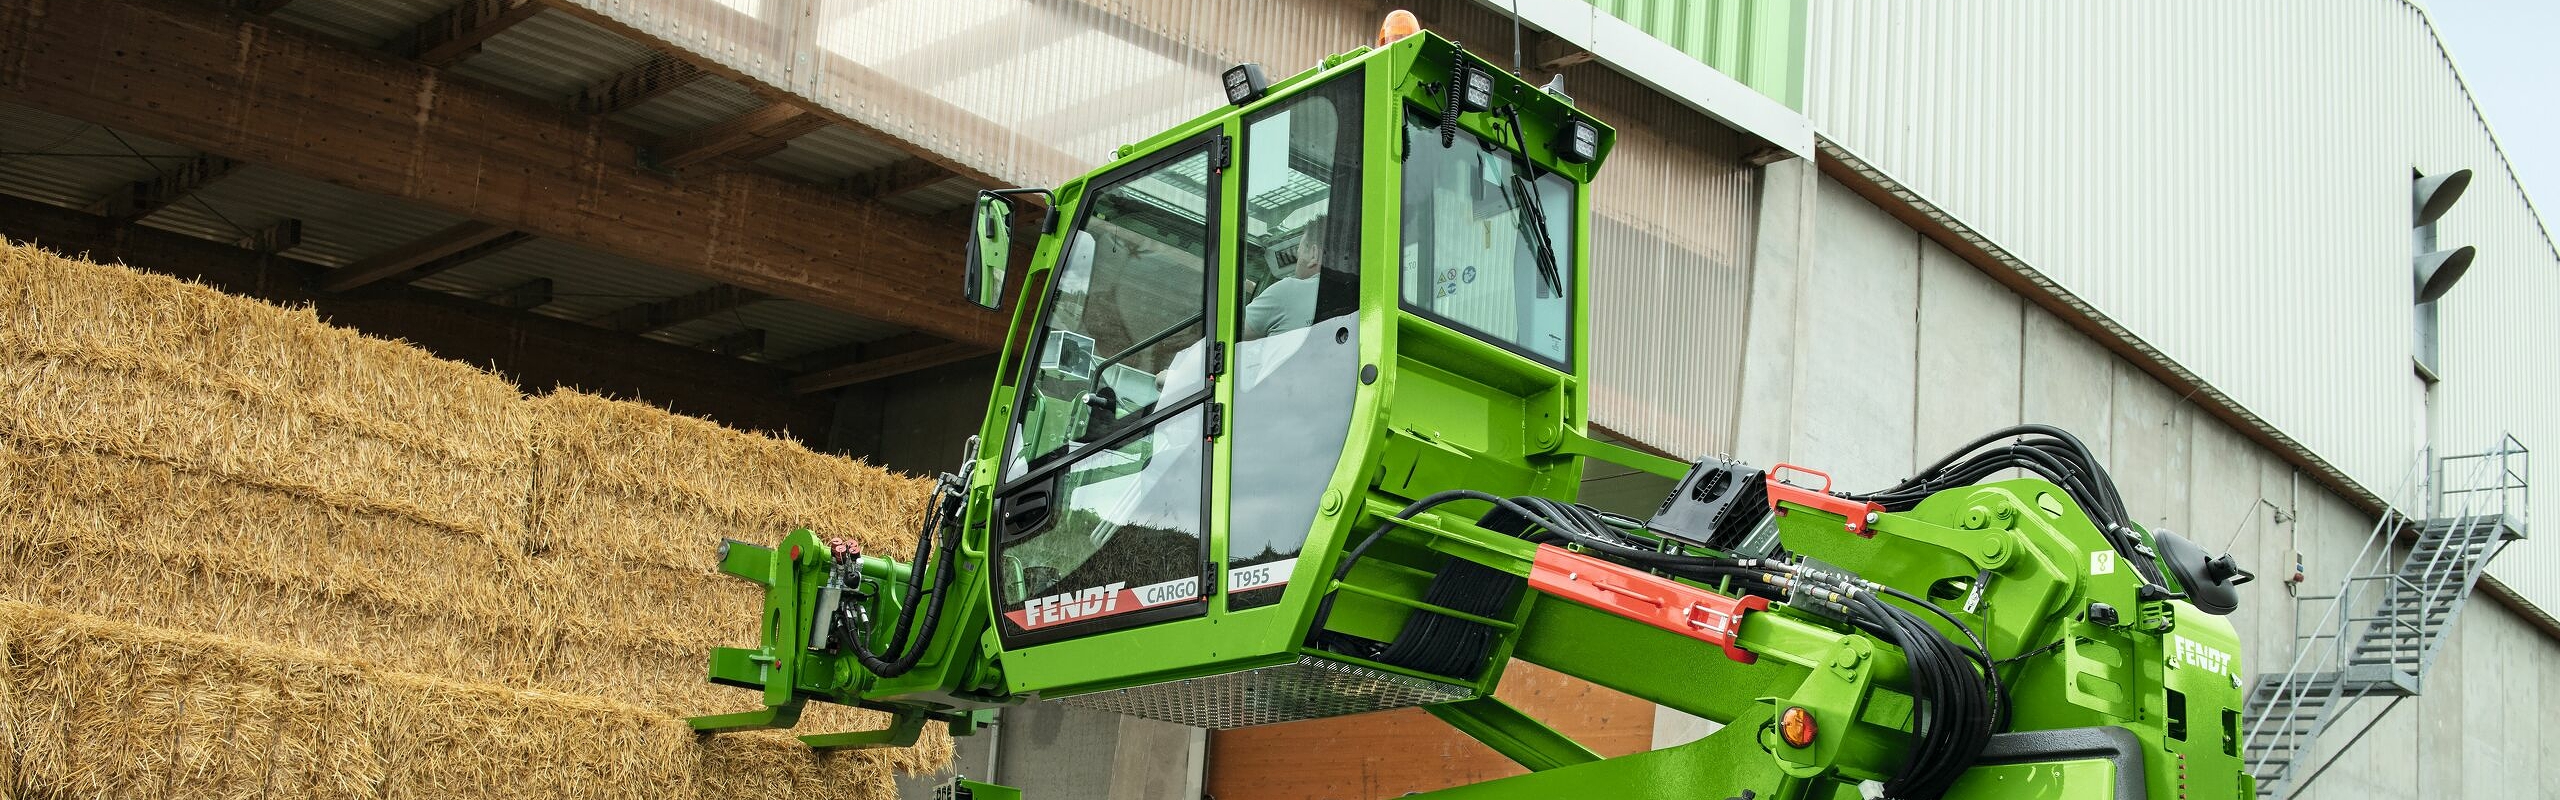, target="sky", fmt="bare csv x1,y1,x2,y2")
2425,0,2560,212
